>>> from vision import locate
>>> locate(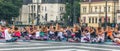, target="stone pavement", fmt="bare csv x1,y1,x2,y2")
0,40,119,51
